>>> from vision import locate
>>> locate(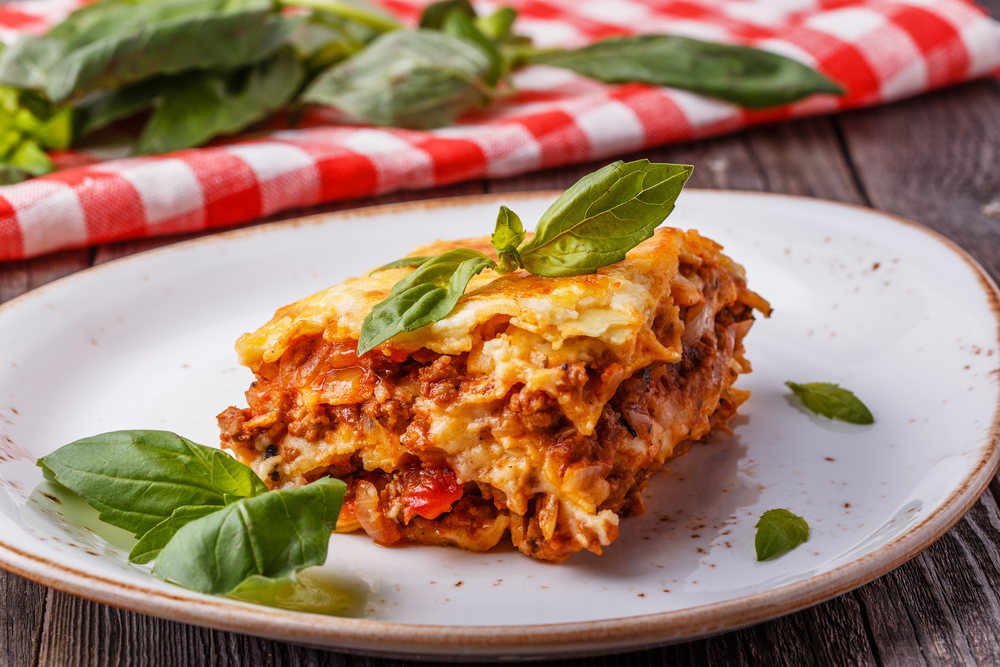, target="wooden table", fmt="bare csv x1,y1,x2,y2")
4,9,1000,665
